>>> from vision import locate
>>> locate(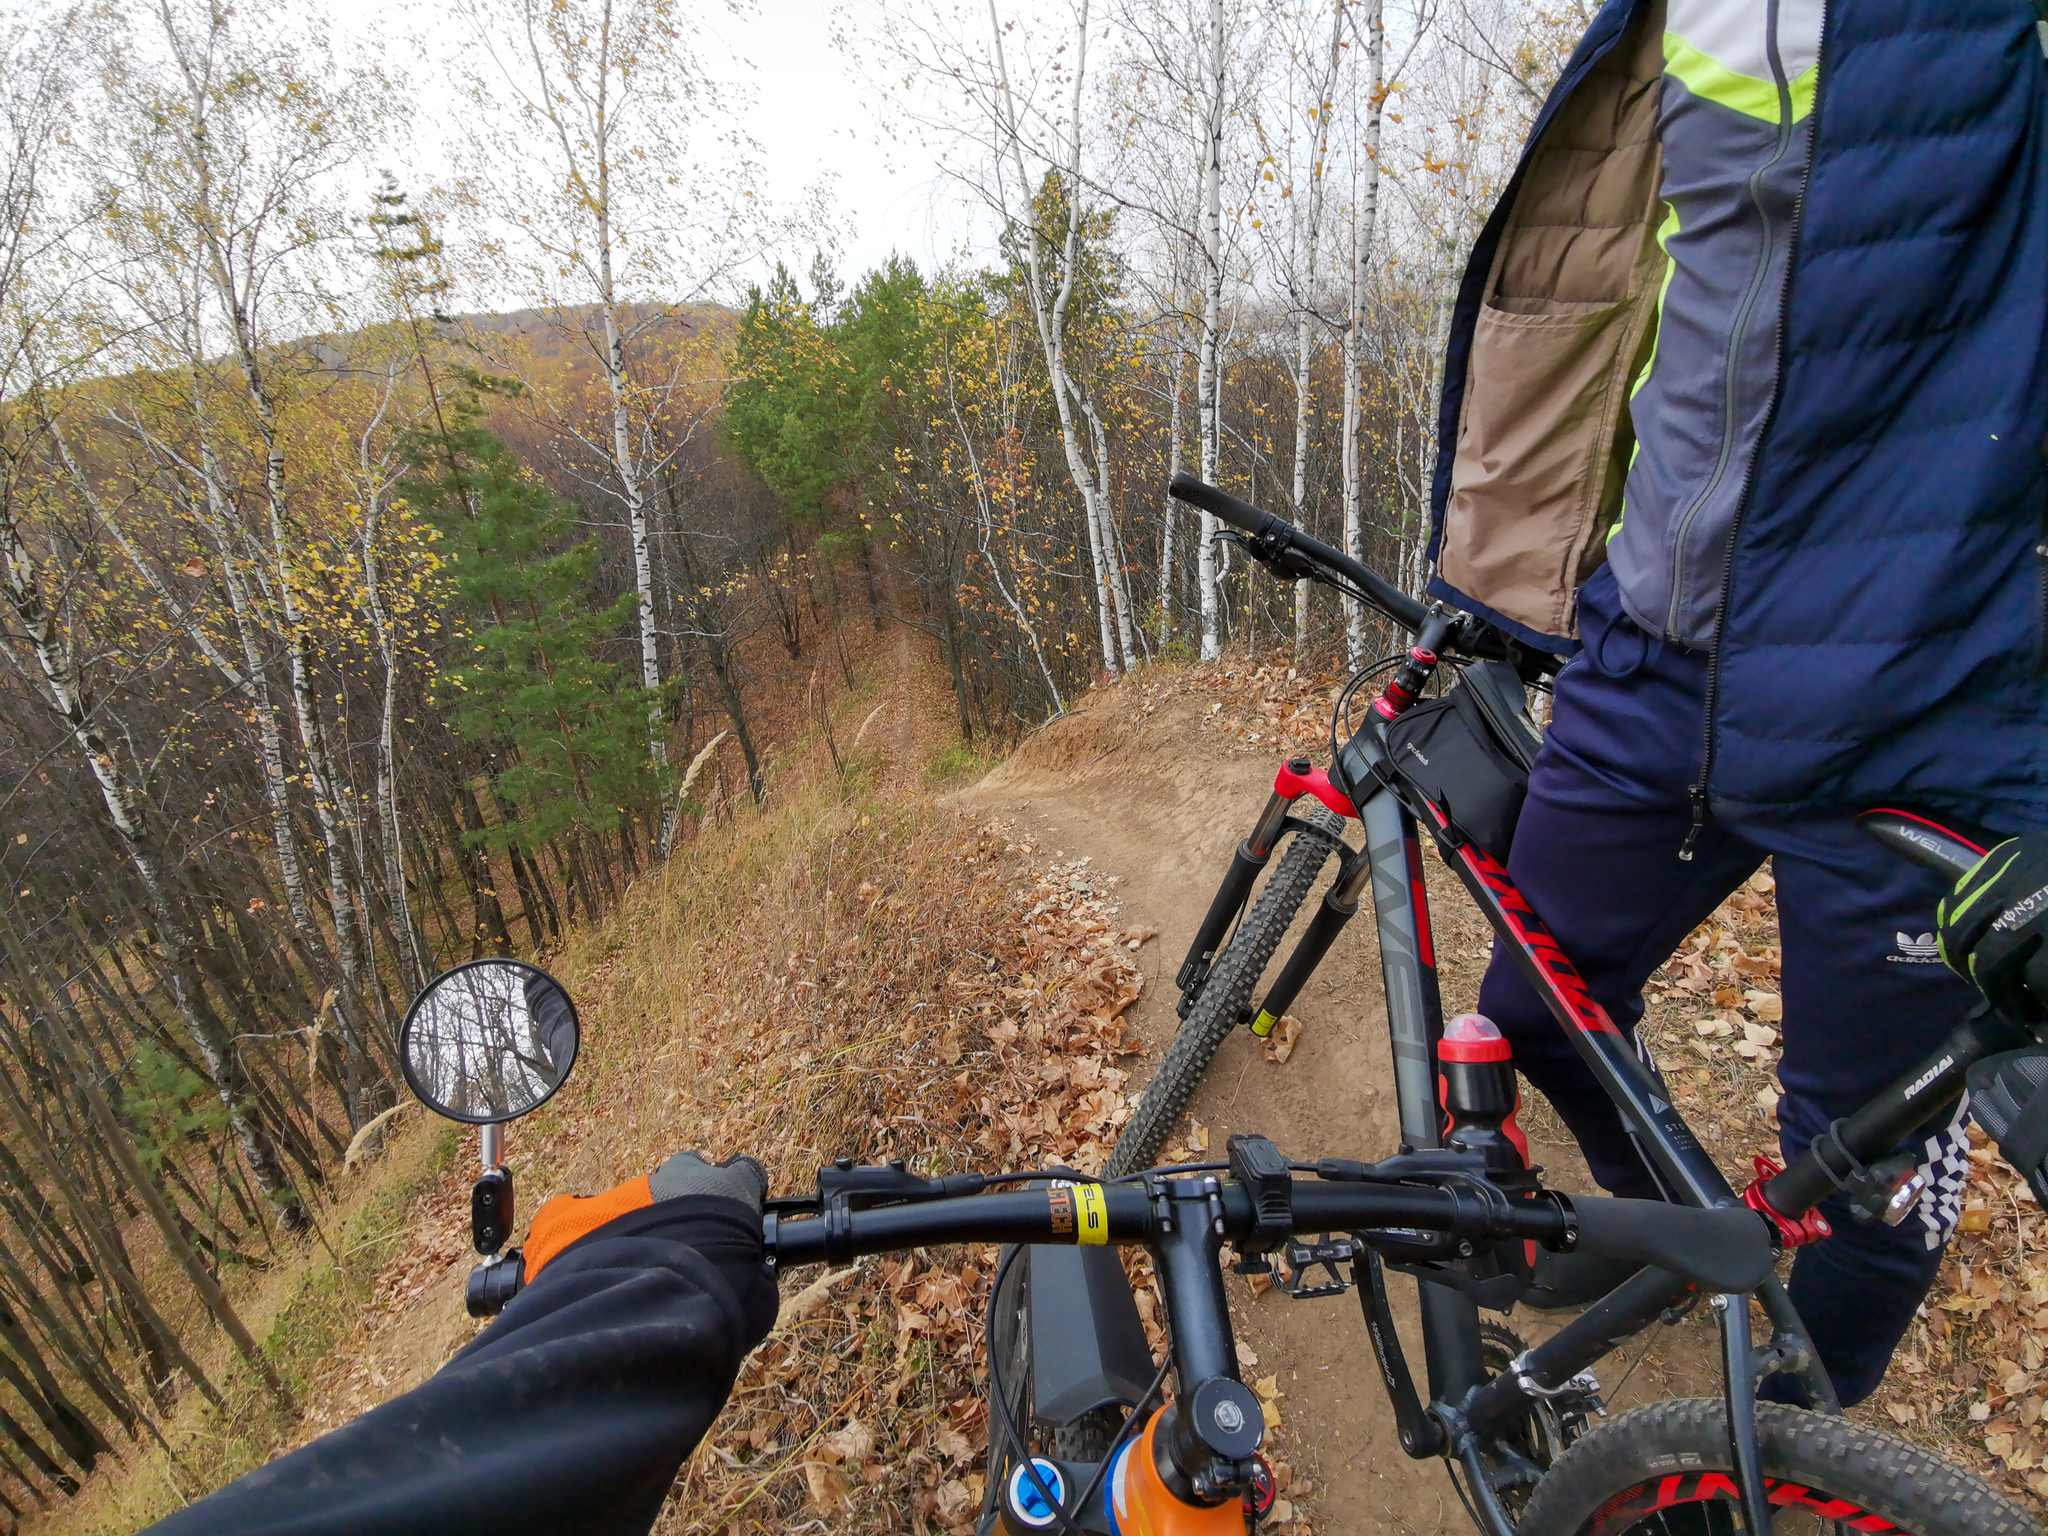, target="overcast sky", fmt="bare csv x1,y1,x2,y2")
358,0,986,303
704,0,986,286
